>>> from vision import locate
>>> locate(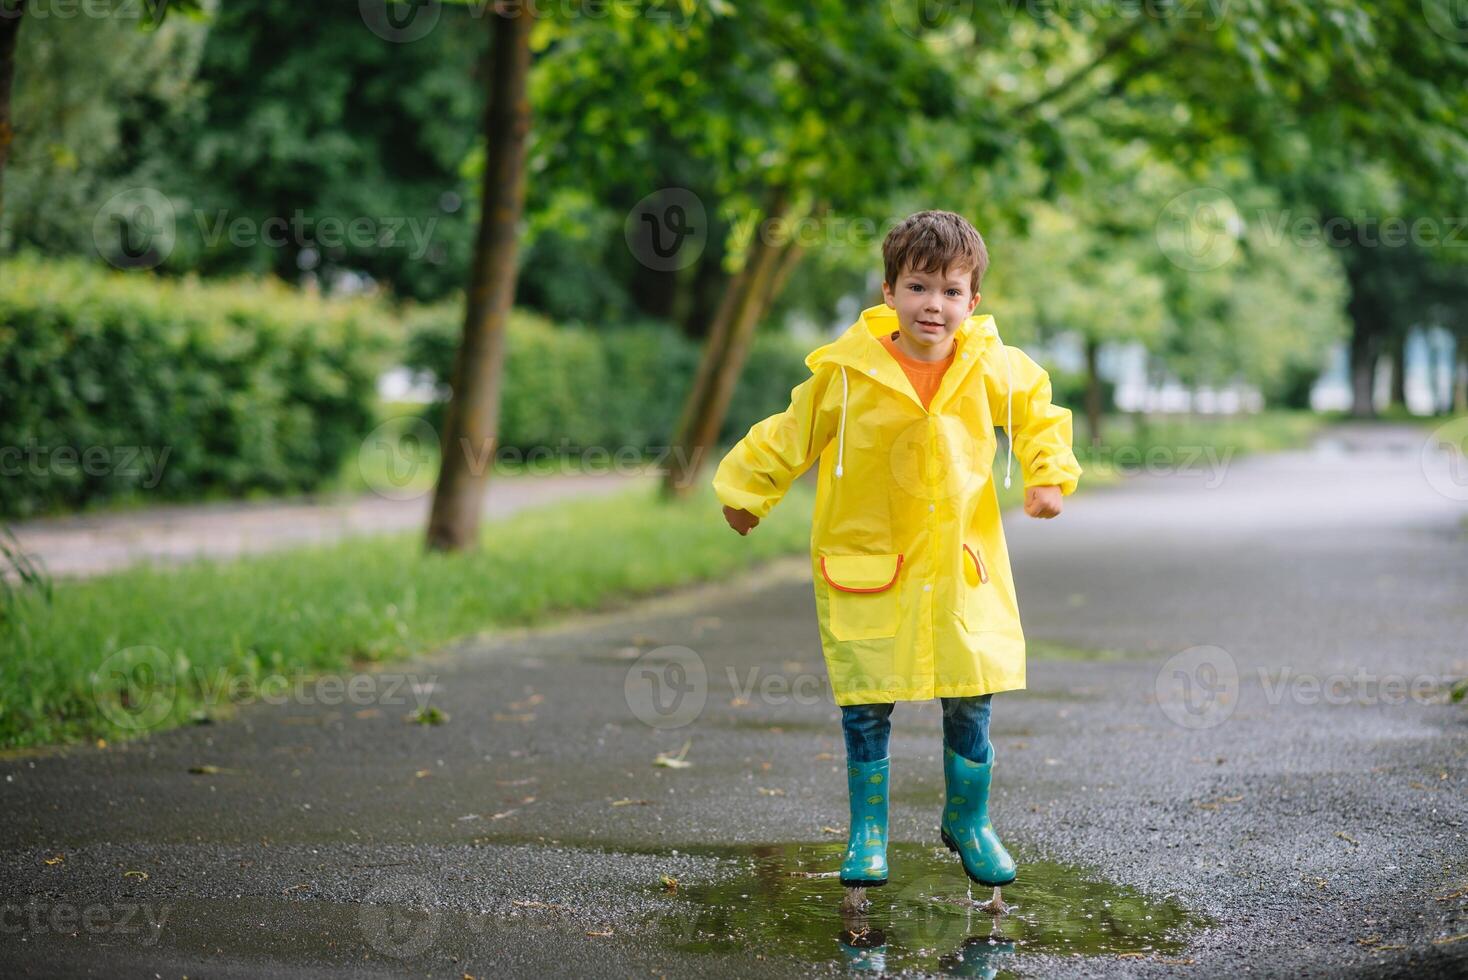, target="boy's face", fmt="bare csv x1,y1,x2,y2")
880,263,981,353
